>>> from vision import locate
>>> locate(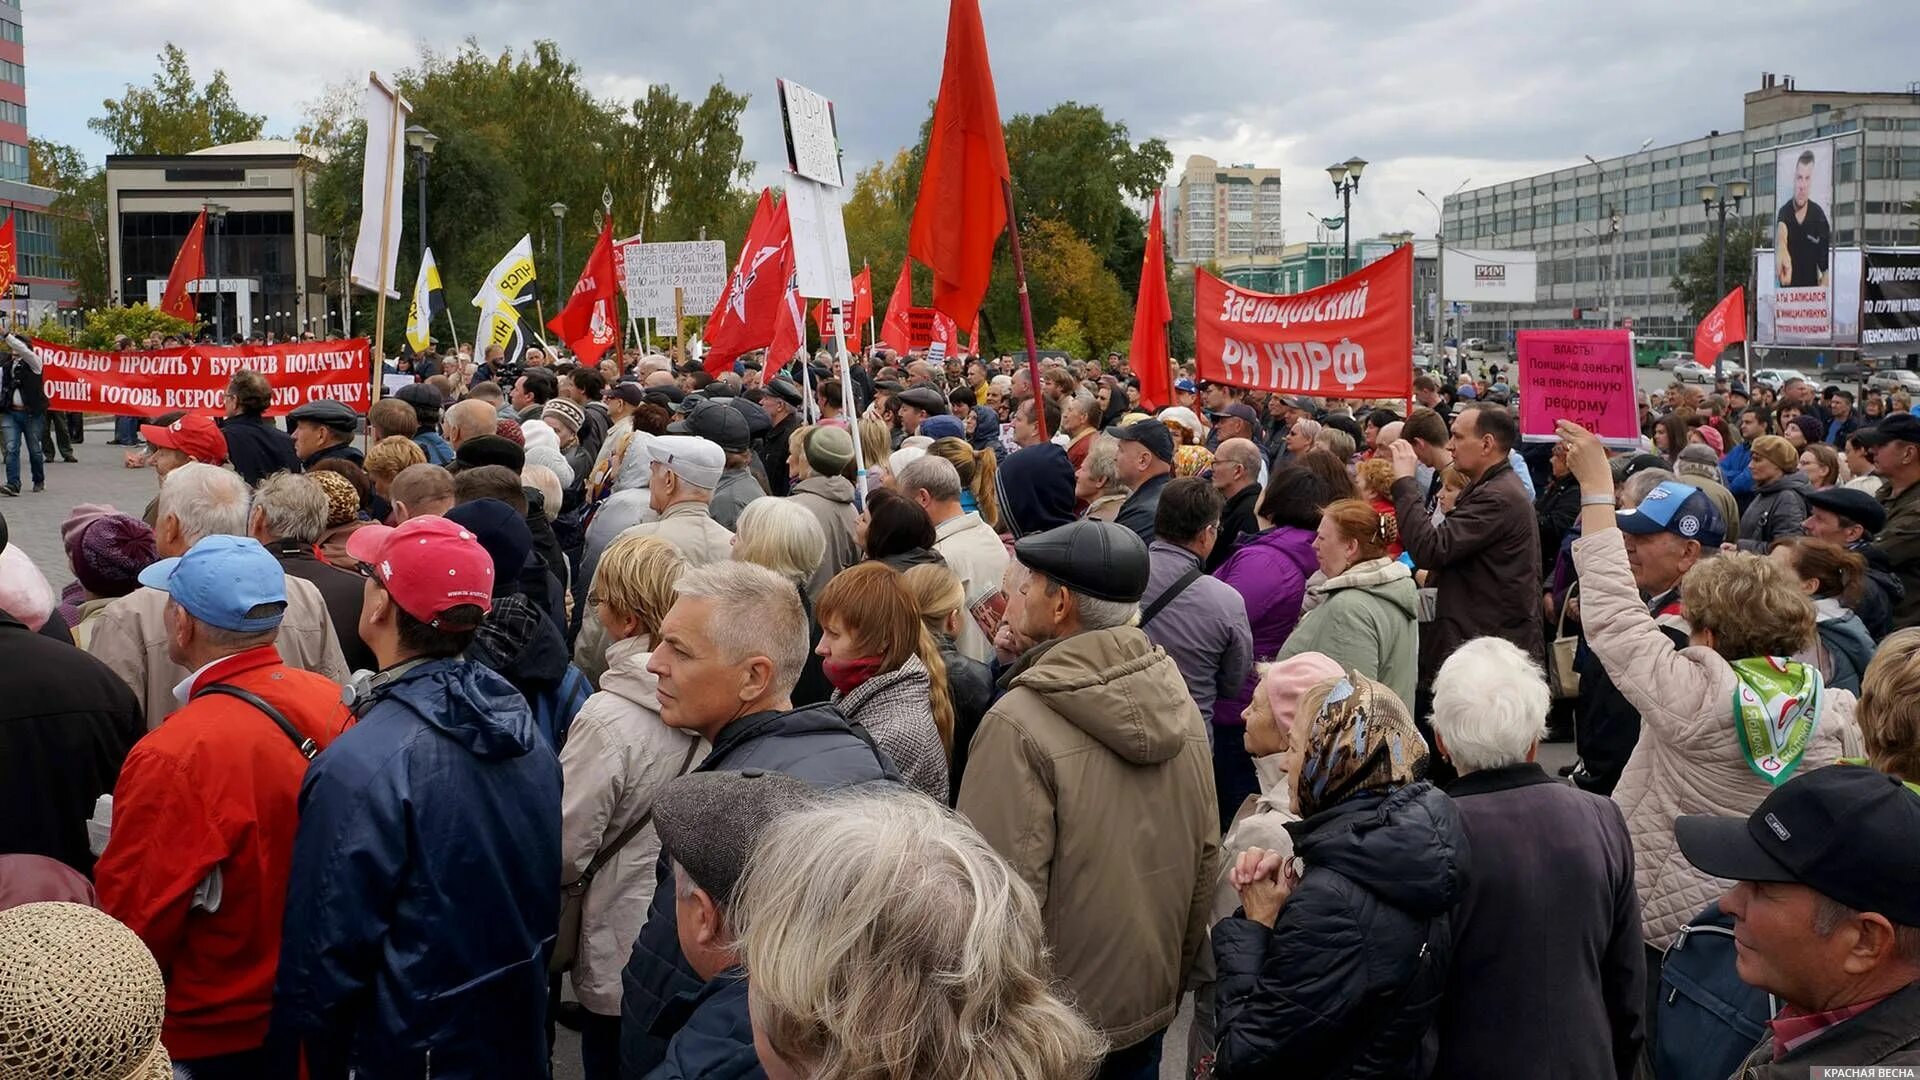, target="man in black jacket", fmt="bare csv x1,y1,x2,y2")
618,562,897,1078
1804,485,1902,639
218,369,302,484
286,399,363,470
1207,438,1263,573
2,333,49,494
